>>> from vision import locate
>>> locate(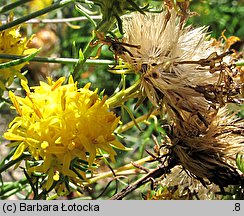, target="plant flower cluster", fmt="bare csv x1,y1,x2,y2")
0,13,36,91
4,76,125,190
119,8,244,193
